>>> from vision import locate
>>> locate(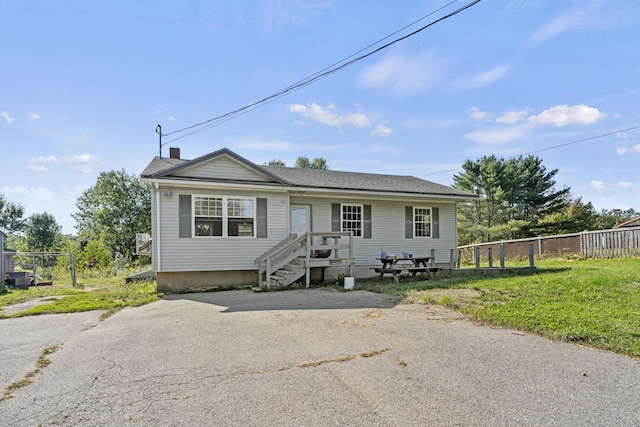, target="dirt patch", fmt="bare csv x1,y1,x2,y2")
402,288,481,323
403,288,480,306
